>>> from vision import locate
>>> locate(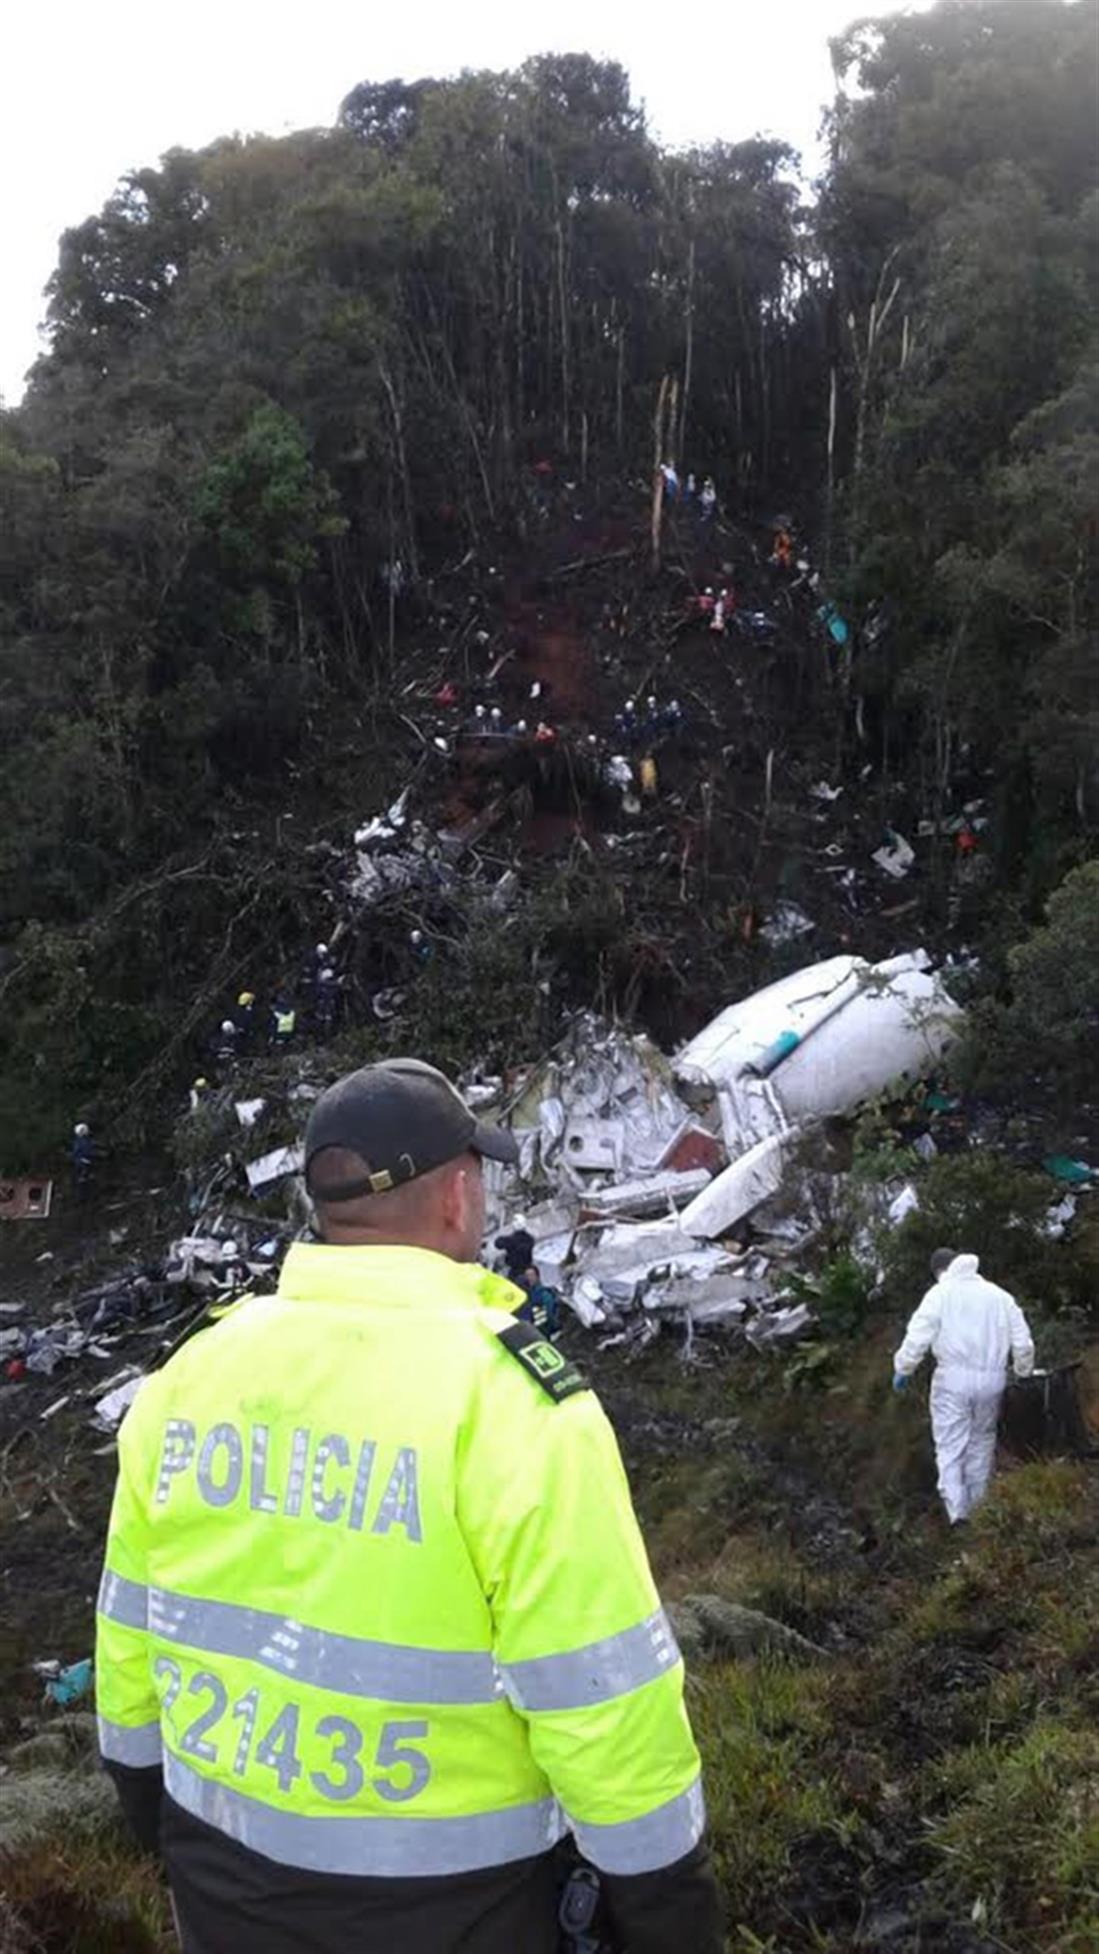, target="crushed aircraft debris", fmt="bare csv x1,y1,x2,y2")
458,955,964,1344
